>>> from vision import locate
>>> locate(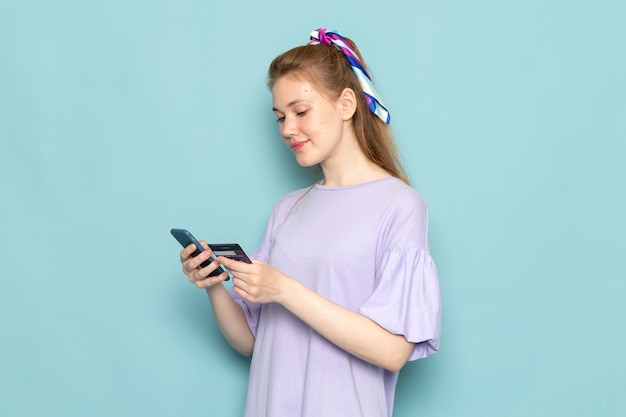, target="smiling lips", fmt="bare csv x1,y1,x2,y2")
290,140,309,151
